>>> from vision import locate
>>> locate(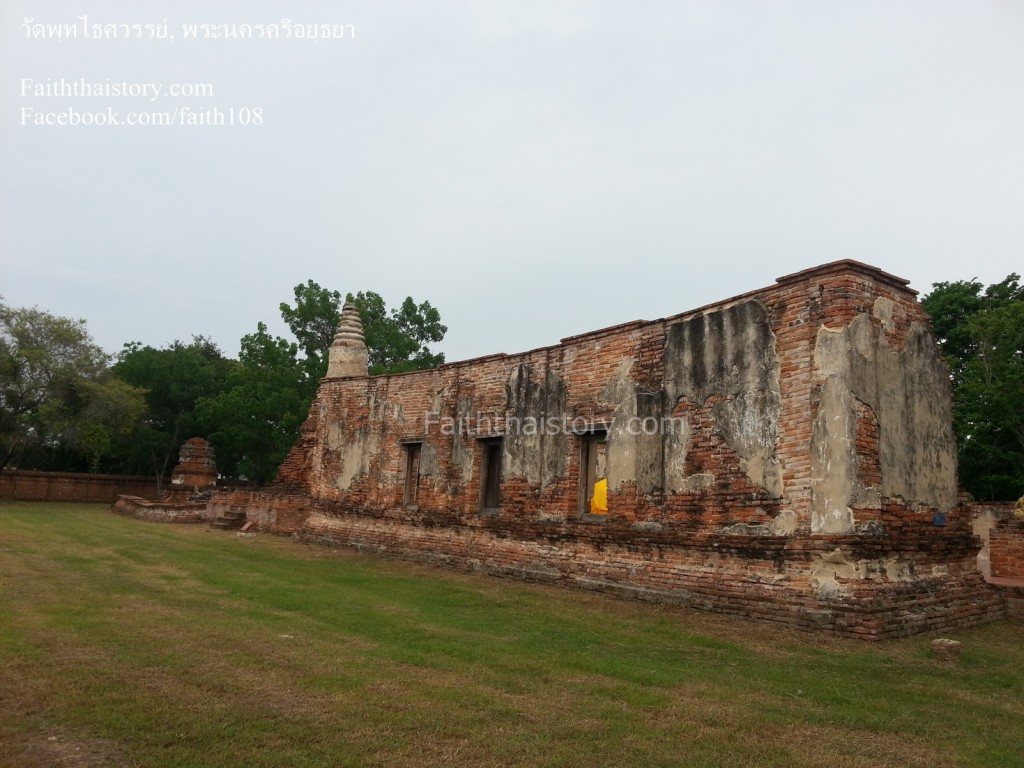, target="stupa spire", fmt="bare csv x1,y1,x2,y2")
326,300,368,378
